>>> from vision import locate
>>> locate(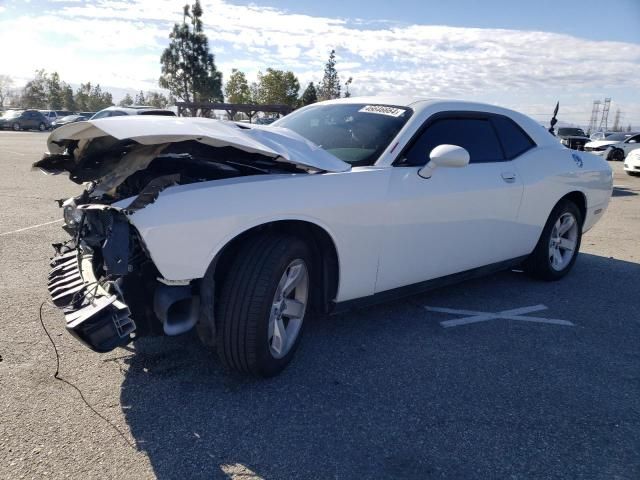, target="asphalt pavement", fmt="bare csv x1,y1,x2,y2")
1,131,639,479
